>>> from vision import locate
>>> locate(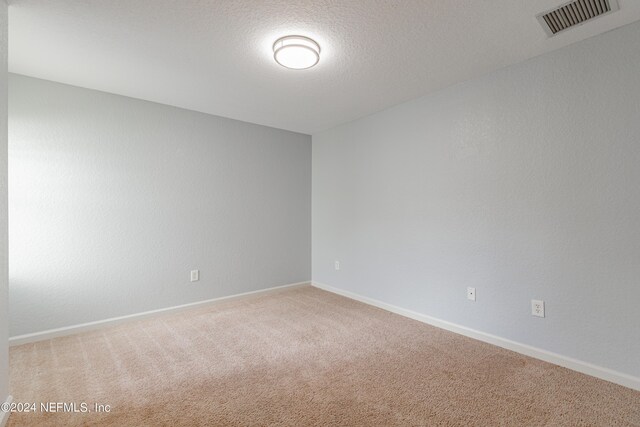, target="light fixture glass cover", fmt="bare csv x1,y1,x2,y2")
273,35,320,70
